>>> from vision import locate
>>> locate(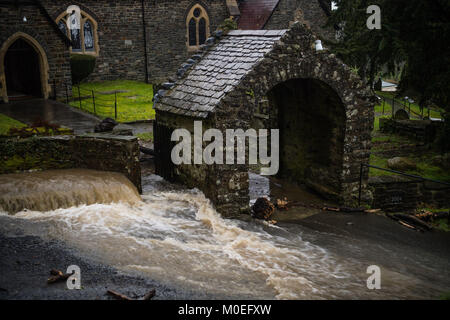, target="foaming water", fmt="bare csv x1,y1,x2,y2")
0,169,141,213
0,172,445,299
